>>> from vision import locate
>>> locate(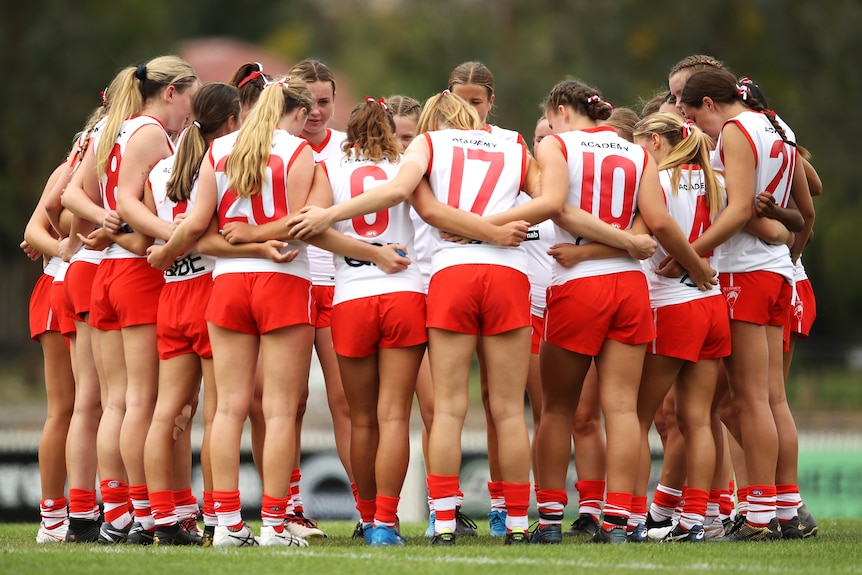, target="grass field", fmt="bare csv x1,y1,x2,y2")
2,520,861,575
